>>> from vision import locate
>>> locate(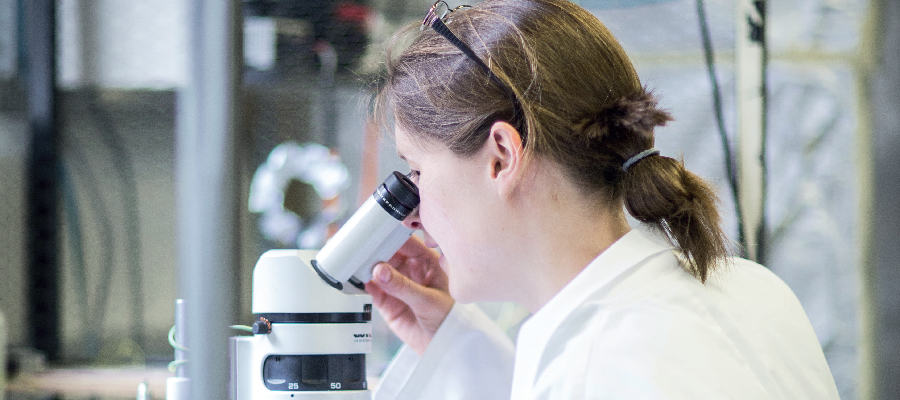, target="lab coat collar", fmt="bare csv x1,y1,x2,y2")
527,228,673,331
513,228,674,393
